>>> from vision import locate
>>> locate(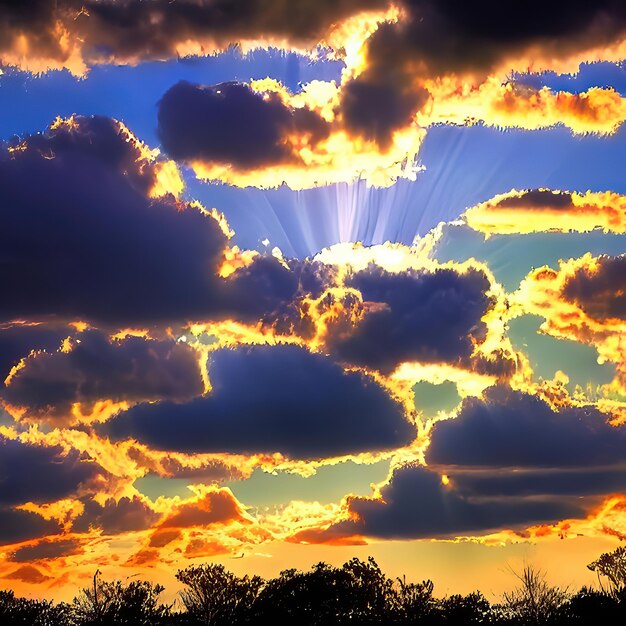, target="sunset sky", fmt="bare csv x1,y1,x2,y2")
2,0,626,601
